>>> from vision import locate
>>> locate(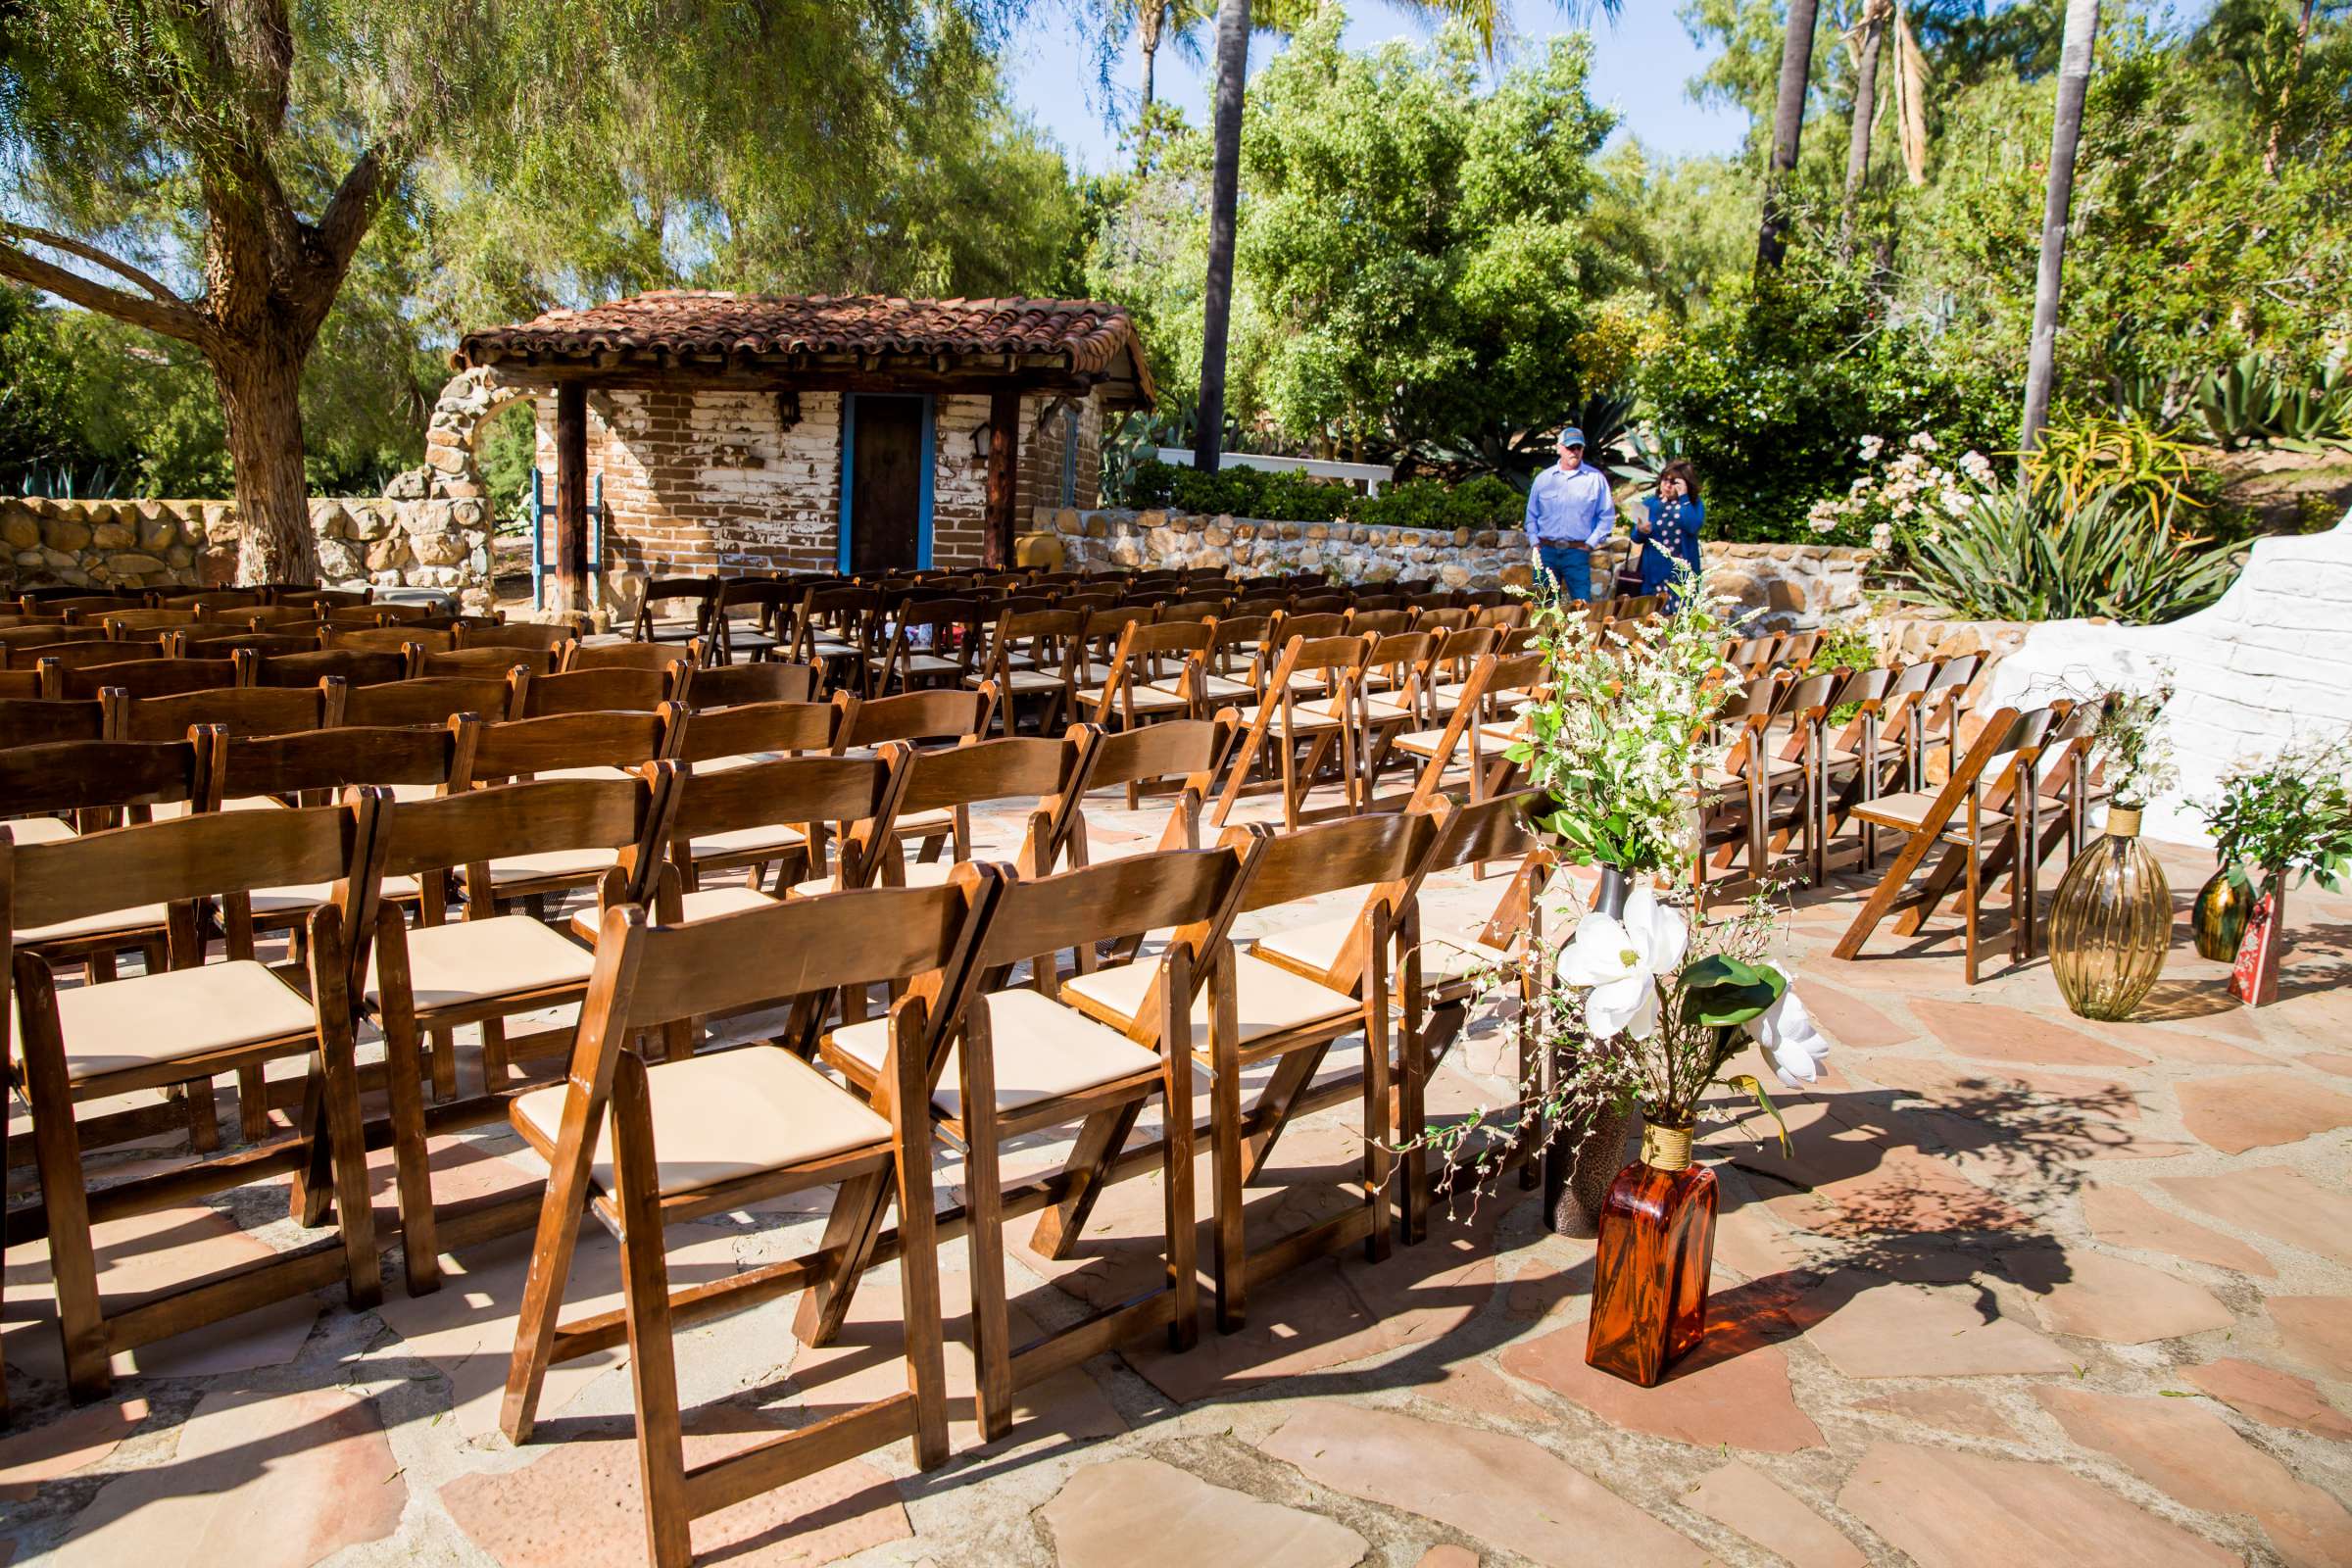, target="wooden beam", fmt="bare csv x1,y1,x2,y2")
985,388,1020,570
554,380,589,613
